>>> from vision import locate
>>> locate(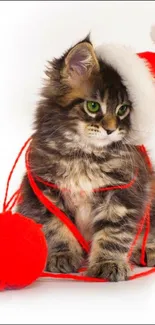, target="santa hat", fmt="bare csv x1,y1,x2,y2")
95,26,155,161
